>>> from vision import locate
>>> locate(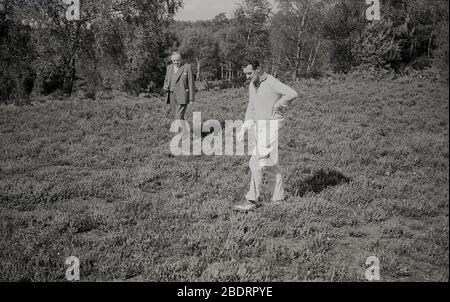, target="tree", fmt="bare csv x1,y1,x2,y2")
270,0,329,80
10,0,118,96
322,0,366,73
4,0,182,97
178,28,220,81
0,0,35,102
351,19,403,69
214,20,243,81
323,0,449,72
233,0,272,65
